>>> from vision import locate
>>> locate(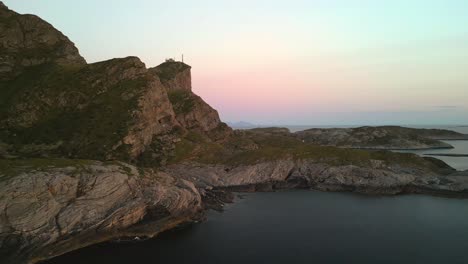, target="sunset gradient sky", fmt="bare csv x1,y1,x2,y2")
5,0,468,125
